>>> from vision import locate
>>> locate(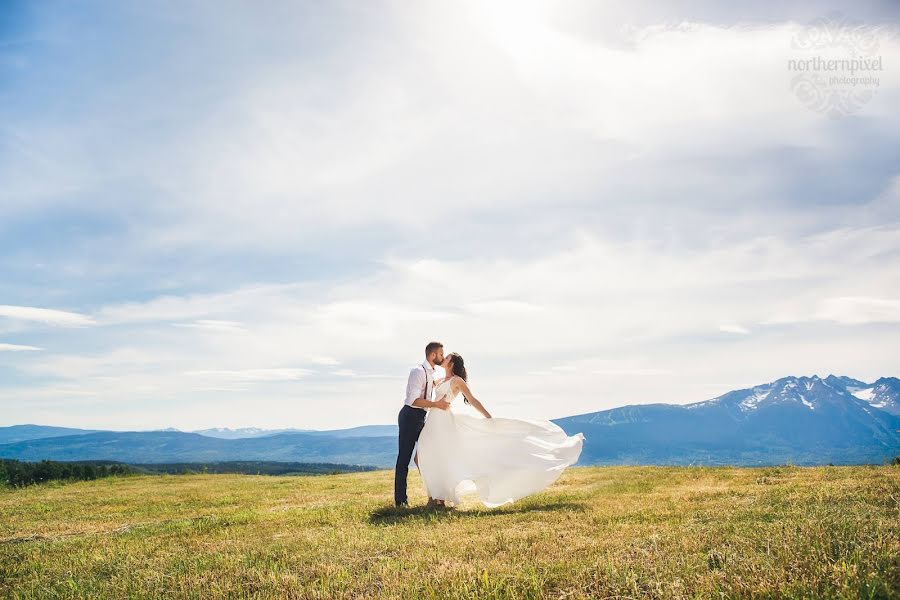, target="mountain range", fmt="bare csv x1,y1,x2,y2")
554,374,900,465
1,375,898,467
